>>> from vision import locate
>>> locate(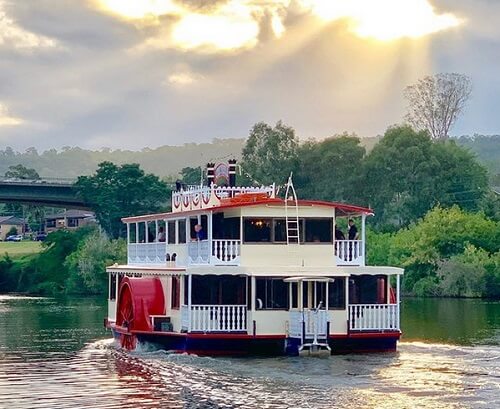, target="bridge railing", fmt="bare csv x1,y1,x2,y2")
0,177,77,185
